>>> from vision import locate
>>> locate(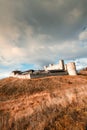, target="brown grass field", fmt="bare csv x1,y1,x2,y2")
0,70,87,130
